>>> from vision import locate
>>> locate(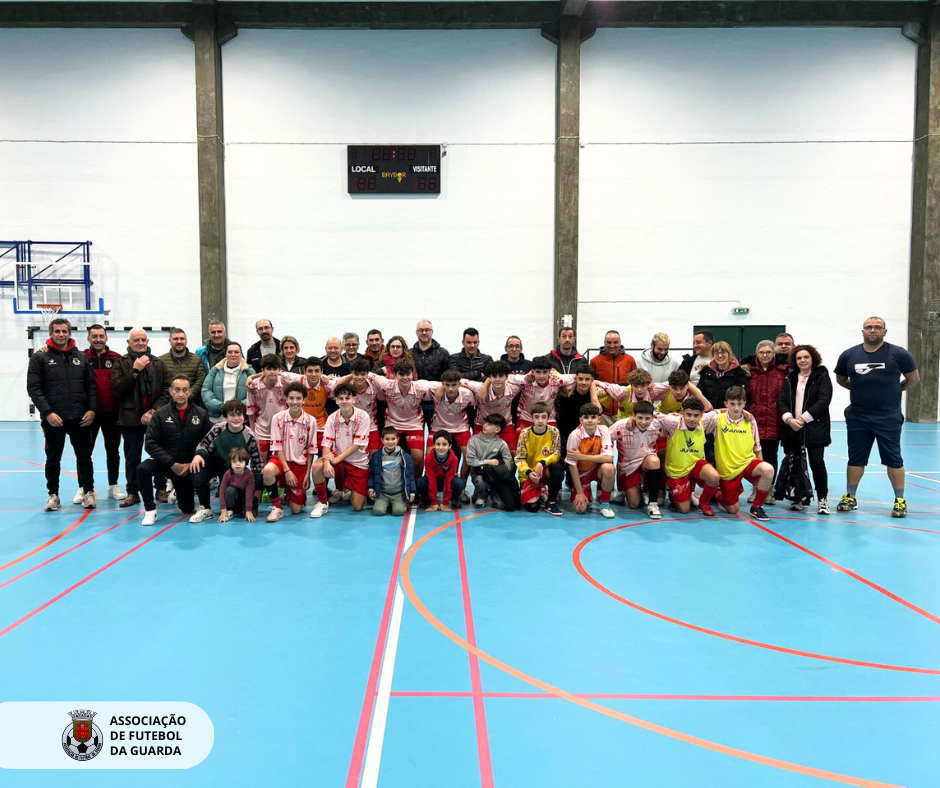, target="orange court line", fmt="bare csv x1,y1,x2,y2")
400,513,905,788
0,508,91,573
